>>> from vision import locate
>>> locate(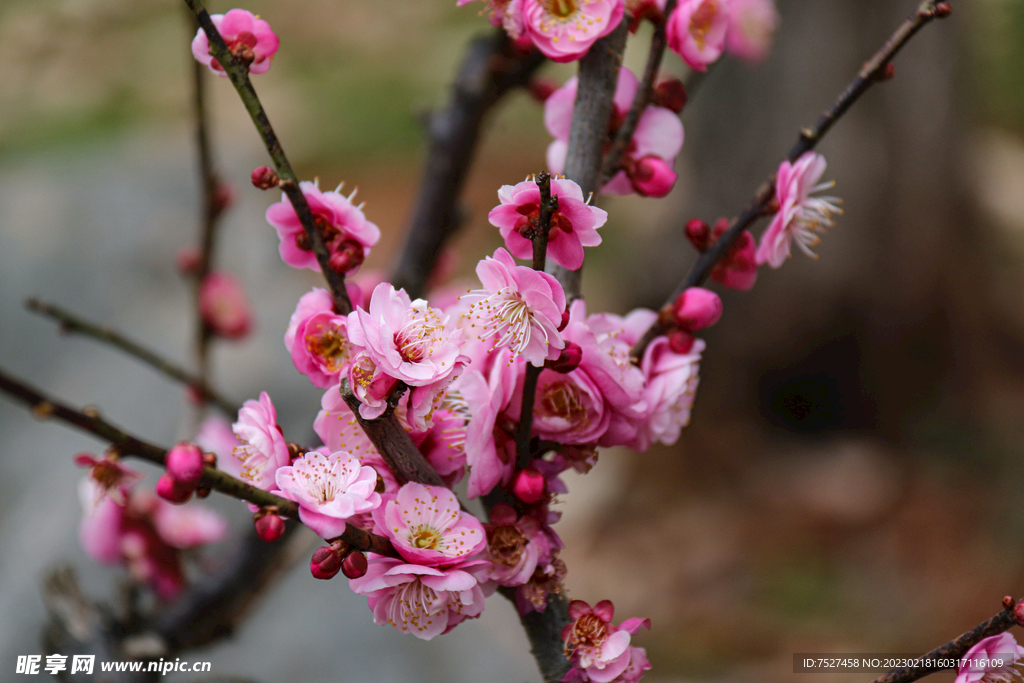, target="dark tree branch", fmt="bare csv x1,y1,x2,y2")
339,380,445,486
25,298,240,417
867,598,1020,683
497,587,574,683
390,30,545,299
631,0,951,358
547,20,630,300
183,0,352,315
600,0,677,184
